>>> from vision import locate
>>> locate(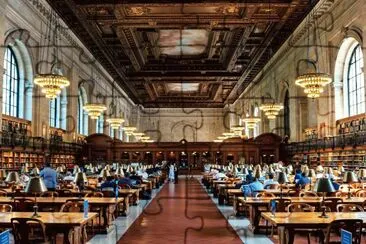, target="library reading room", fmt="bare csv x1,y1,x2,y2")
0,0,365,243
